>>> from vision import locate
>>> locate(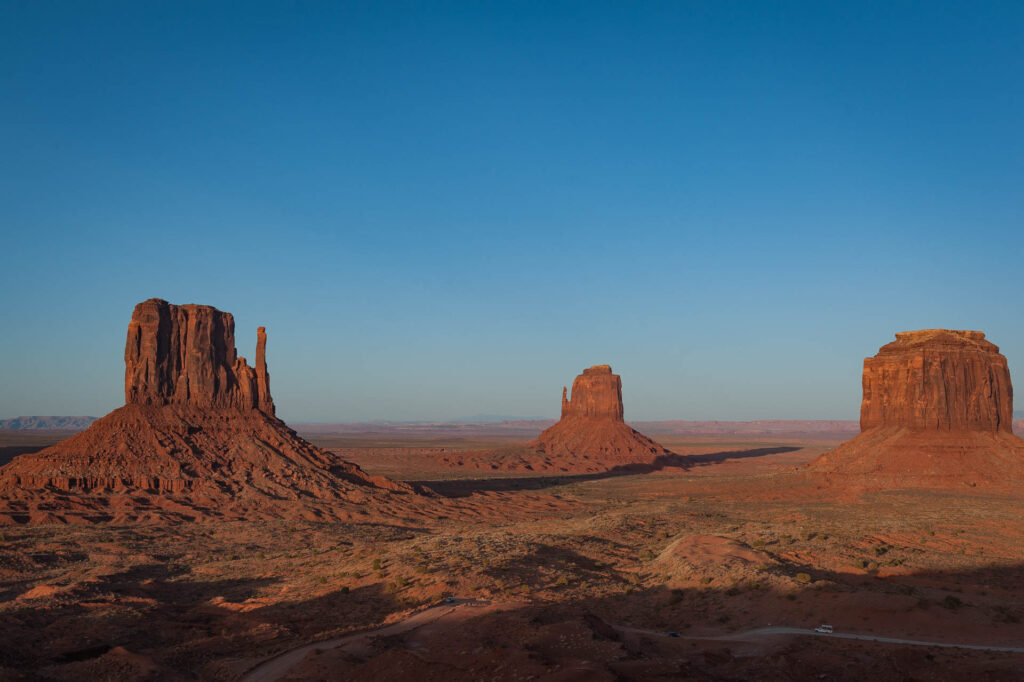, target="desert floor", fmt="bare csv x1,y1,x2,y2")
2,430,1024,680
